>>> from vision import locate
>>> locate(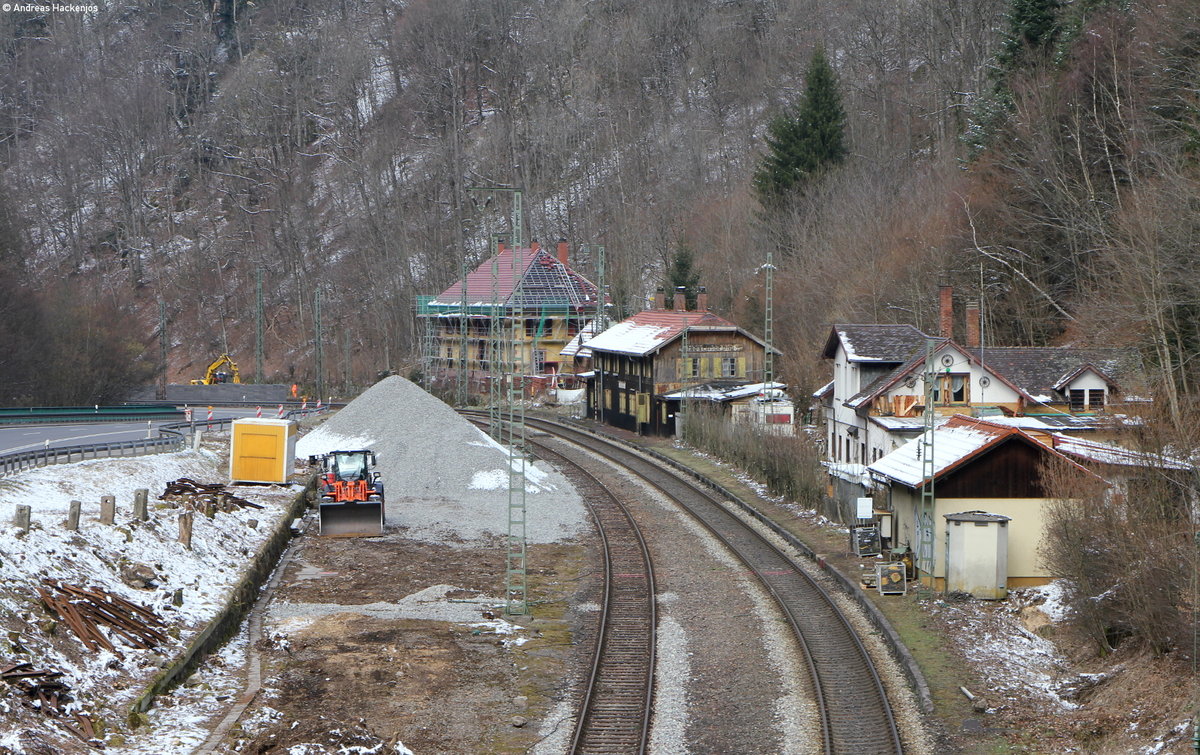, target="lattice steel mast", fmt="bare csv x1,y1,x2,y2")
917,338,938,593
